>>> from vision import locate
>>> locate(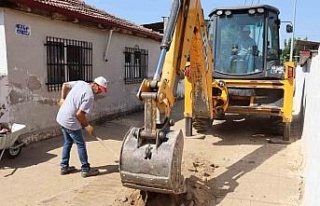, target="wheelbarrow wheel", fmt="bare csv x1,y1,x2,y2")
5,141,22,159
